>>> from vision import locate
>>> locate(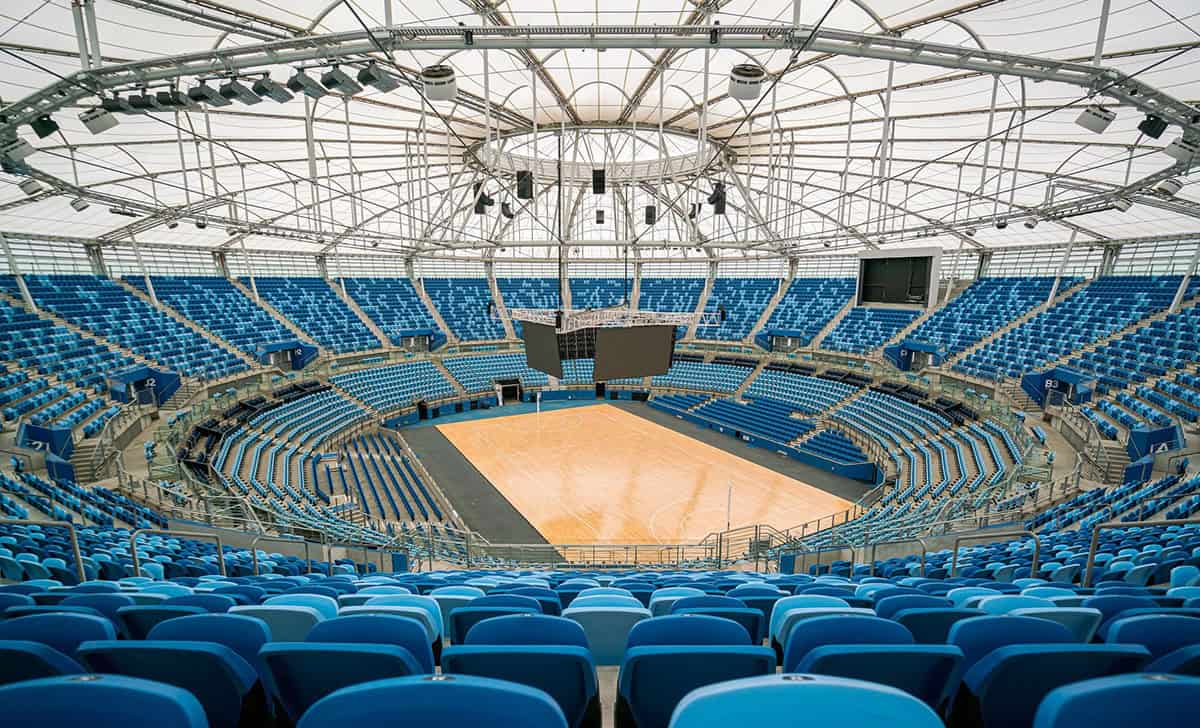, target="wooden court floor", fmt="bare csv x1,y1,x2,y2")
436,403,852,544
